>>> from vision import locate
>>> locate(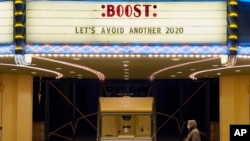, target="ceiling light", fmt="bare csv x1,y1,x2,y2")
177,71,182,74
69,71,75,74
195,55,200,58
124,54,129,57
10,68,17,71
56,67,62,70
122,61,130,63
235,69,241,72
65,54,71,57
154,54,159,57
217,73,222,76
220,55,228,65
31,72,37,74
170,75,176,77
24,54,32,65
123,64,128,67
95,54,100,57
171,58,180,61
212,64,219,67
190,68,196,71
72,57,81,60
82,54,88,57
124,75,129,77
123,68,129,71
